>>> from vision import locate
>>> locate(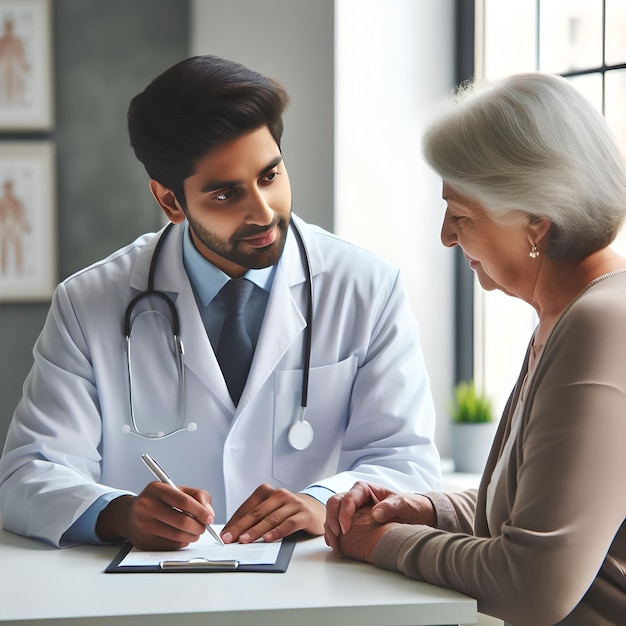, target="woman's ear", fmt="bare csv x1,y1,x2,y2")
527,216,552,249
149,180,186,224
